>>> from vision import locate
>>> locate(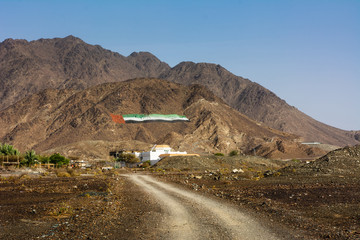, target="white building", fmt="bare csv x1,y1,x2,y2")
140,145,187,165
